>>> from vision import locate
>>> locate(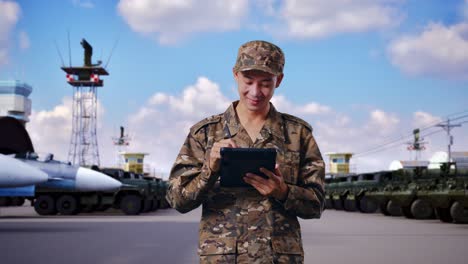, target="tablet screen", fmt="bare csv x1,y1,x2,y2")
220,148,277,188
